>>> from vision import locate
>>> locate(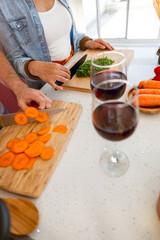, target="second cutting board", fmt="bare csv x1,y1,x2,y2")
63,49,134,92
0,100,82,198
